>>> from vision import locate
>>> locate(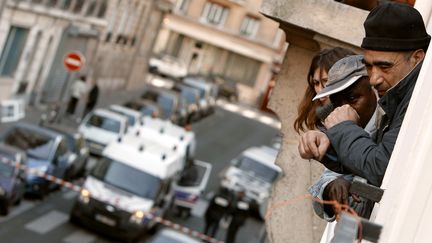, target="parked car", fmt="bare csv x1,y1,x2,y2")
220,146,282,218
42,123,89,179
141,85,188,125
0,144,26,215
148,54,187,79
148,228,201,243
0,123,77,196
182,76,218,116
171,83,202,123
211,75,239,101
79,109,128,156
124,99,162,118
